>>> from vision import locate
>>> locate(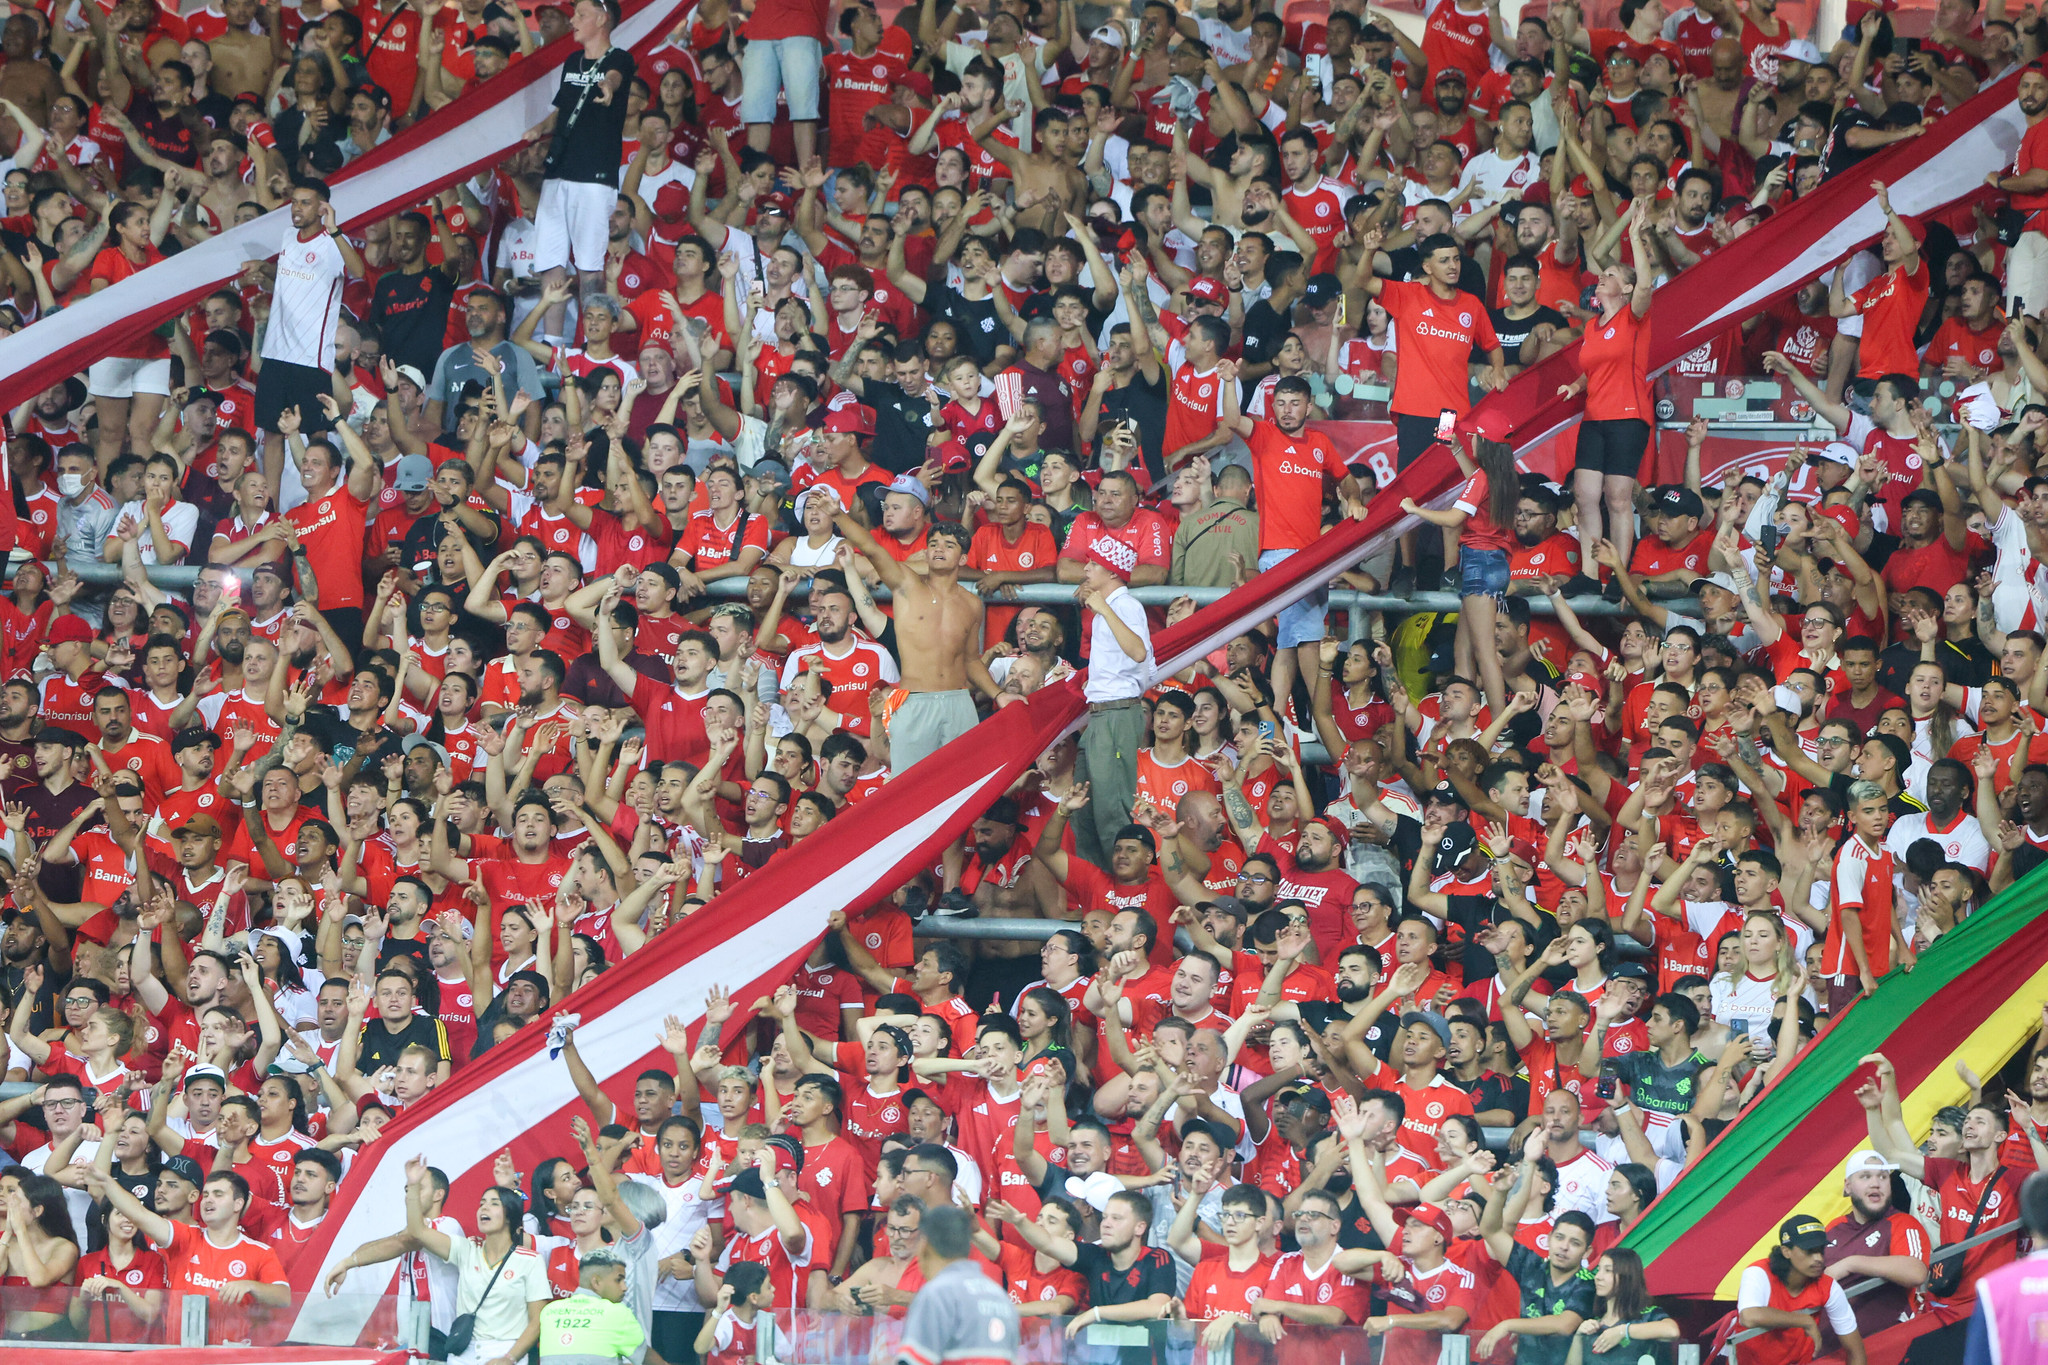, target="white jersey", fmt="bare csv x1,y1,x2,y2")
1885,808,1992,875
1550,1147,1613,1223
262,225,348,370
